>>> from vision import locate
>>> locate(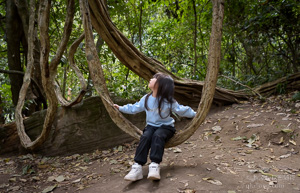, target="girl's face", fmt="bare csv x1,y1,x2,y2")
148,77,157,91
